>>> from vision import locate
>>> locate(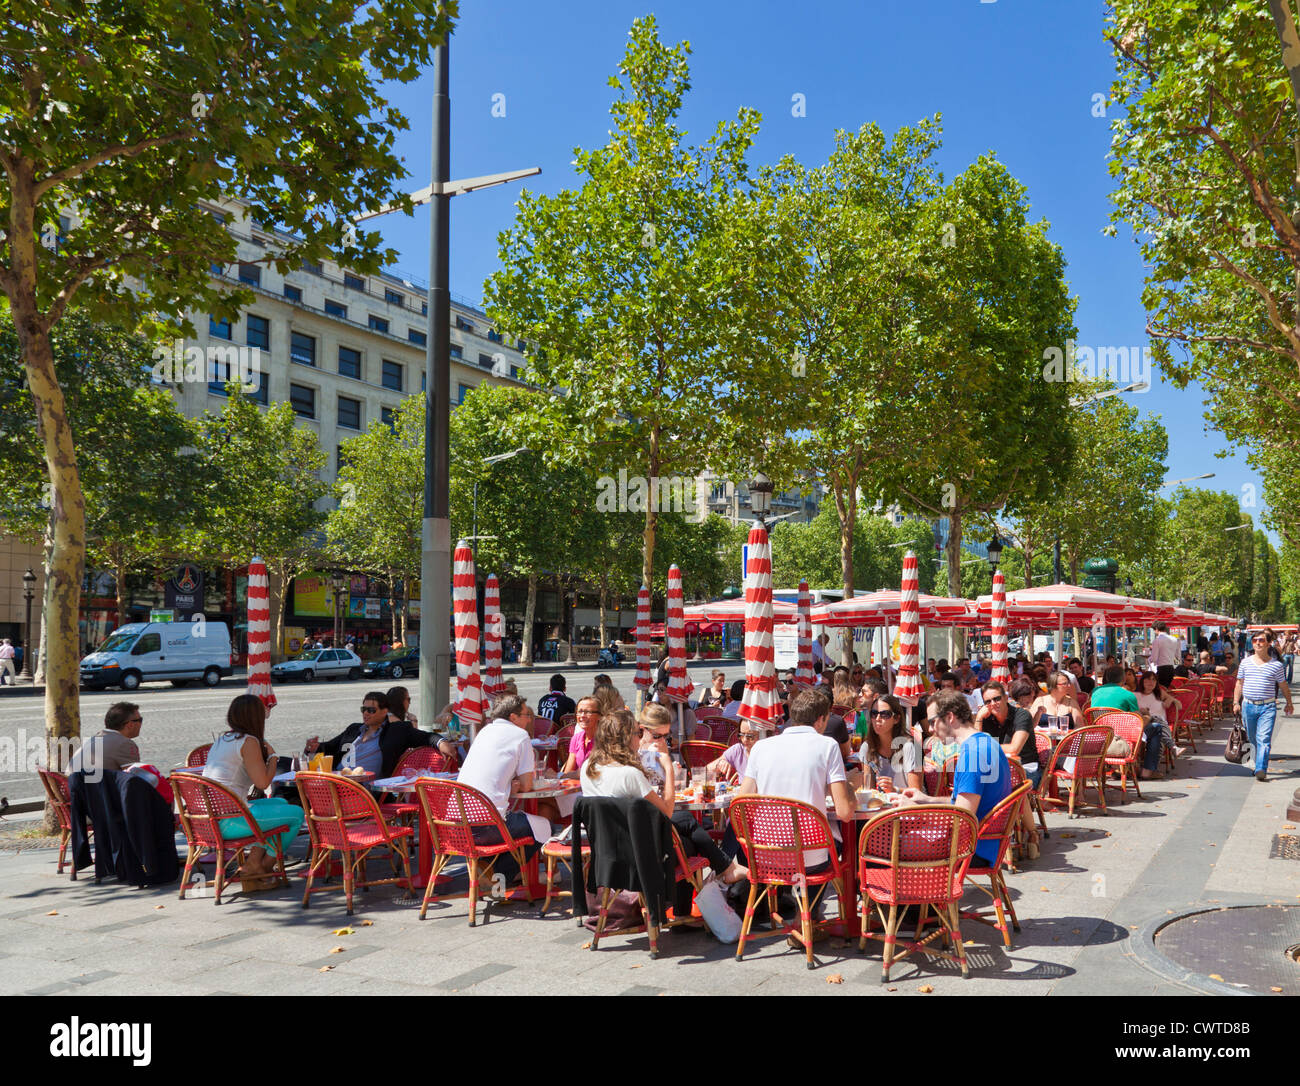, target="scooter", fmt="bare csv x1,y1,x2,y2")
597,644,624,667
